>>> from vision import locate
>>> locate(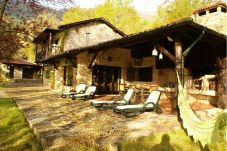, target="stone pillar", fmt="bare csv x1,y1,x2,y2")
217,57,227,109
